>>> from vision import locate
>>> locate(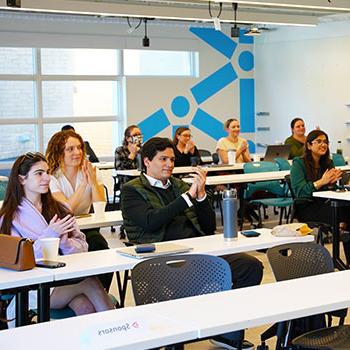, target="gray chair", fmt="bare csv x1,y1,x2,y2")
132,254,232,305
293,324,350,349
262,242,347,350
131,254,232,350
